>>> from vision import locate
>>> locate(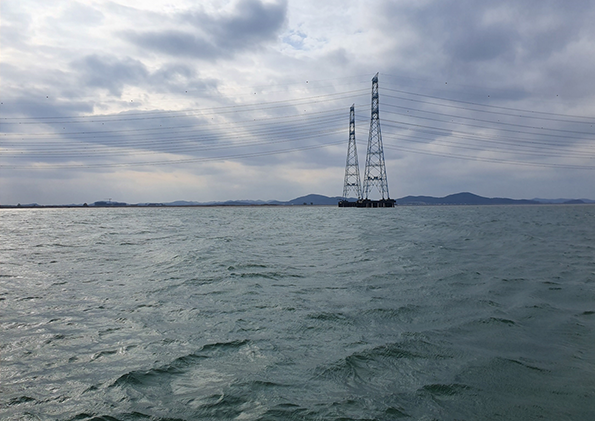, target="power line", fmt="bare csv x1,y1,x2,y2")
5,127,344,158
382,86,595,121
0,89,369,124
1,139,345,170
1,109,346,142
382,92,595,126
382,132,595,160
384,143,595,170
381,115,595,147
382,101,595,137
4,77,595,172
